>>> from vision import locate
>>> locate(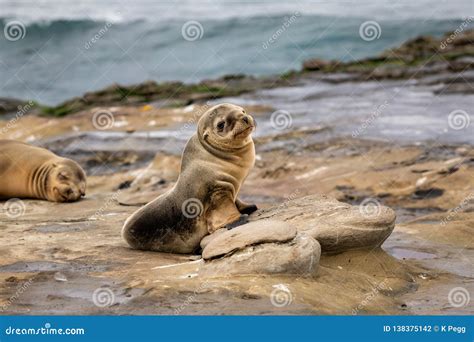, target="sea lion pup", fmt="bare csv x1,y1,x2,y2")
122,103,257,253
0,140,86,202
